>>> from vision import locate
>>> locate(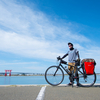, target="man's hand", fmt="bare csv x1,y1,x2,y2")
57,56,61,60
